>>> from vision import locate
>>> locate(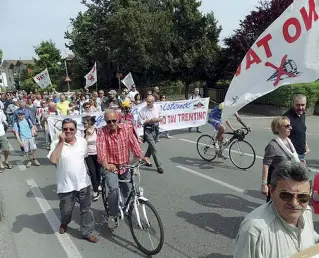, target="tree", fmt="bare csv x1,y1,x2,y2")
0,49,3,63
65,0,222,96
222,0,293,80
168,1,222,97
20,40,65,92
